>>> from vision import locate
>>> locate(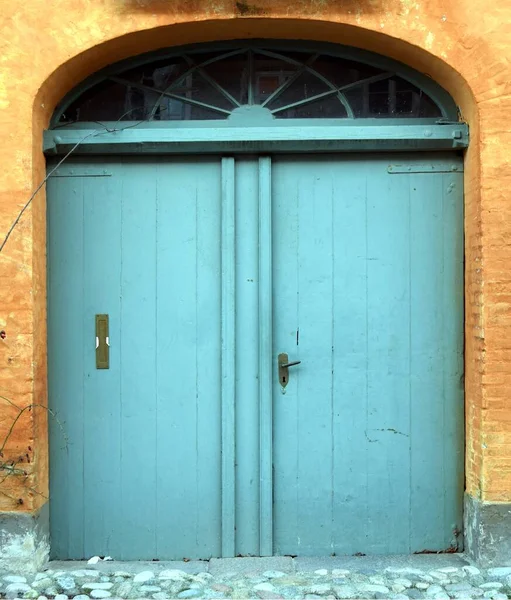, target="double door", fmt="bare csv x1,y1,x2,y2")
48,153,463,559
